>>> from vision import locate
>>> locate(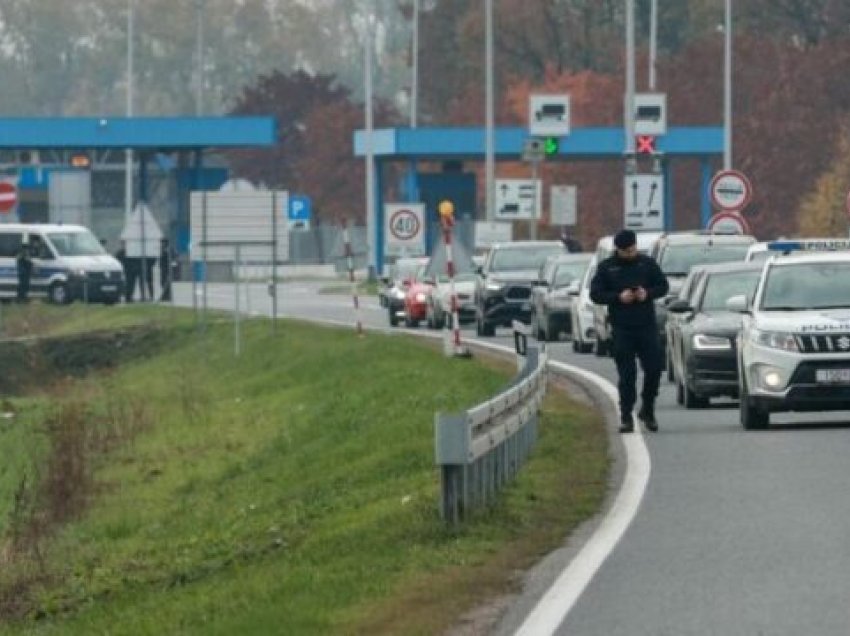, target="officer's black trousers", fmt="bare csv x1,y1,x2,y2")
613,326,663,417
